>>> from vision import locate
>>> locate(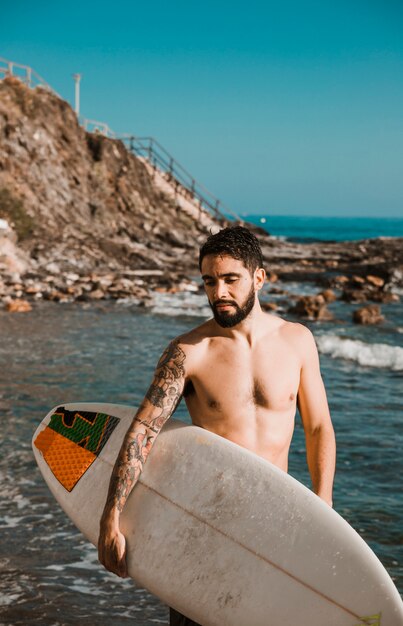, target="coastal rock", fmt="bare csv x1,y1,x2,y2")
88,288,105,300
261,302,278,311
268,286,289,295
0,219,30,275
351,275,366,287
341,289,369,303
368,291,399,304
366,274,385,288
387,267,403,291
288,295,333,321
333,275,350,285
266,271,278,283
6,298,32,312
24,283,43,295
352,304,384,325
318,289,337,303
